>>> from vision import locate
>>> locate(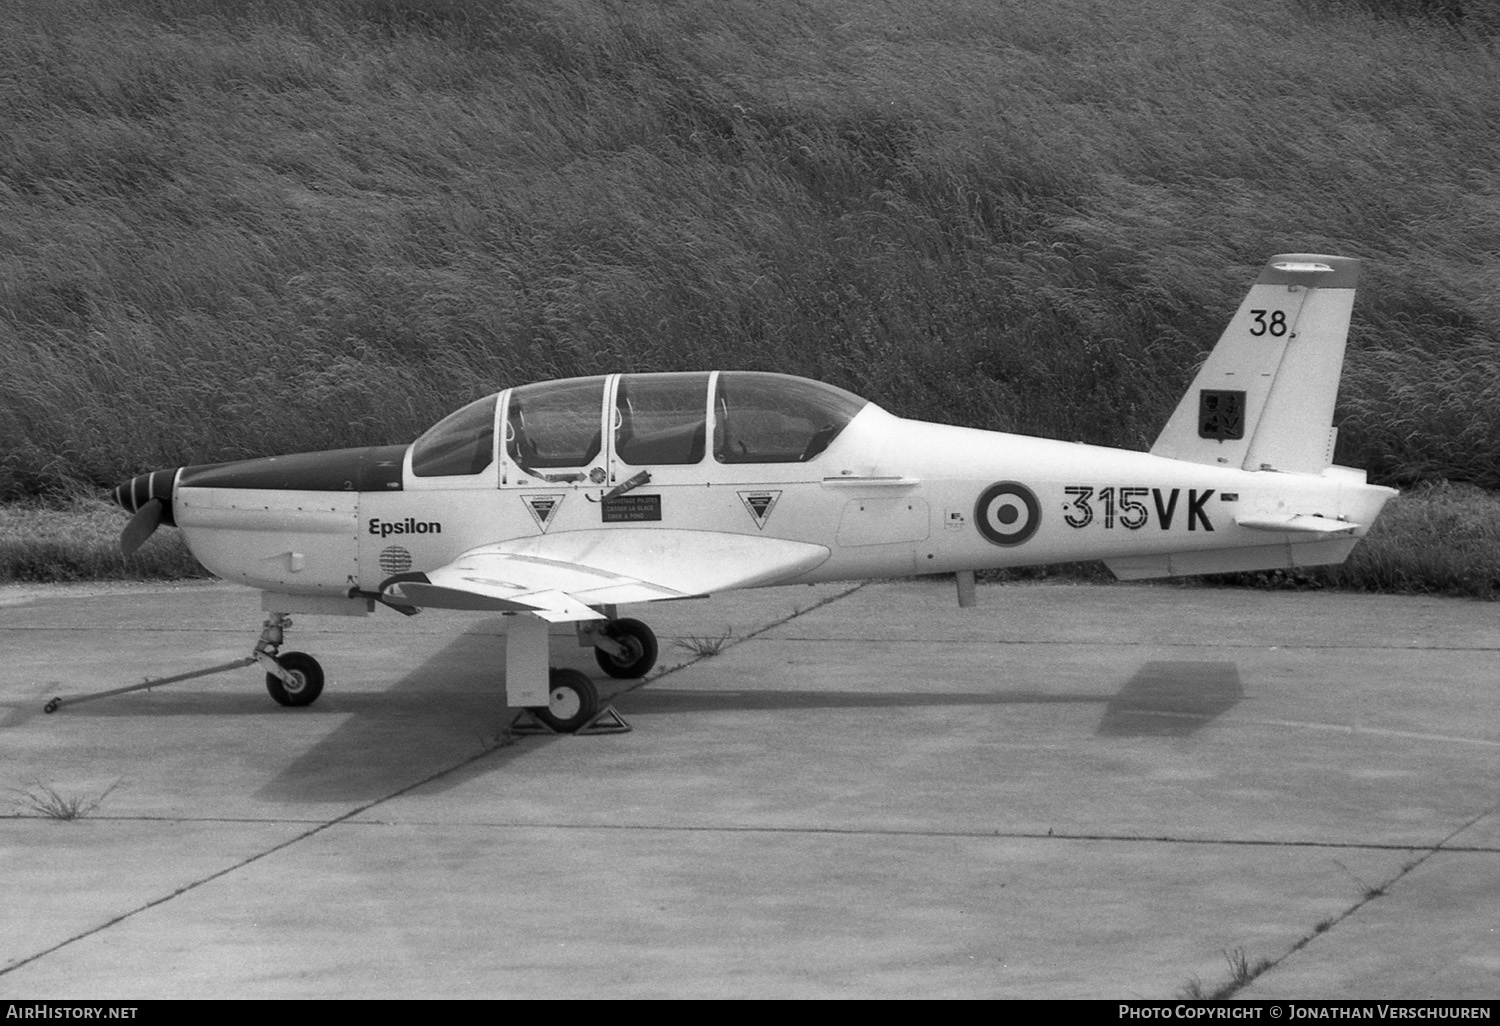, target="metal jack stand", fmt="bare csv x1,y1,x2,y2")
43,614,297,713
